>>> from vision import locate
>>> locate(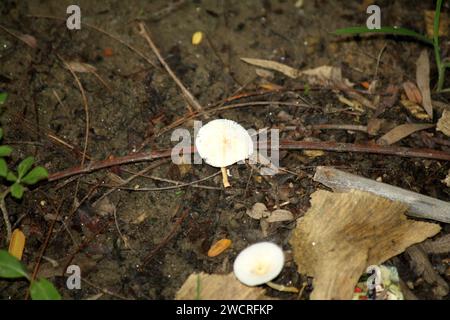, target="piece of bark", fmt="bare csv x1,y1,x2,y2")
405,244,449,298
313,166,450,223
175,272,273,300
421,234,450,254
289,189,440,300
